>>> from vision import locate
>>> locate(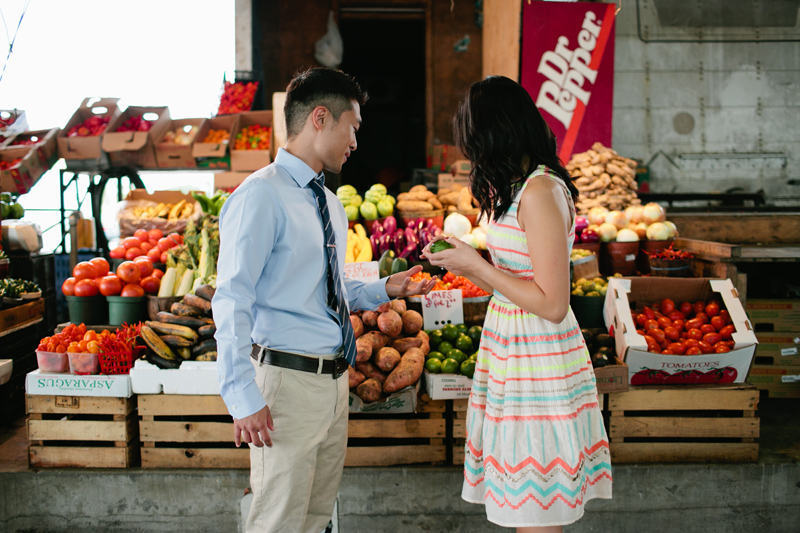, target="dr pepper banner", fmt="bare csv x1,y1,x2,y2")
520,1,617,162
